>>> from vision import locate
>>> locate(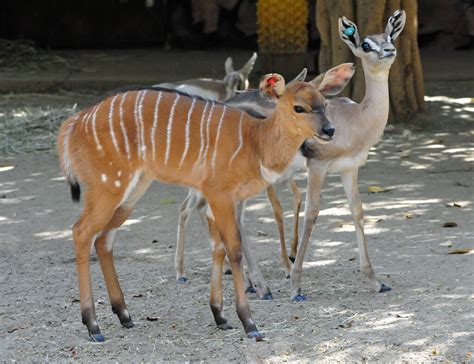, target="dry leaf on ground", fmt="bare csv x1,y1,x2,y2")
368,186,394,193
447,249,472,255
